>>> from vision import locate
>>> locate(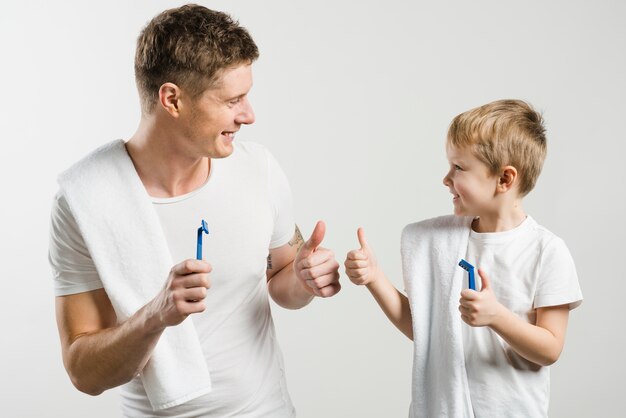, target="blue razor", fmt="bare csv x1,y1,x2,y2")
458,259,476,290
196,219,209,260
